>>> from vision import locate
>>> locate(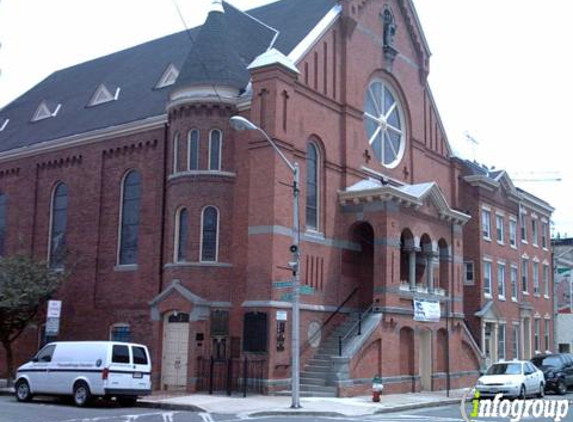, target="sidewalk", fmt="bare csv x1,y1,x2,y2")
139,389,468,417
